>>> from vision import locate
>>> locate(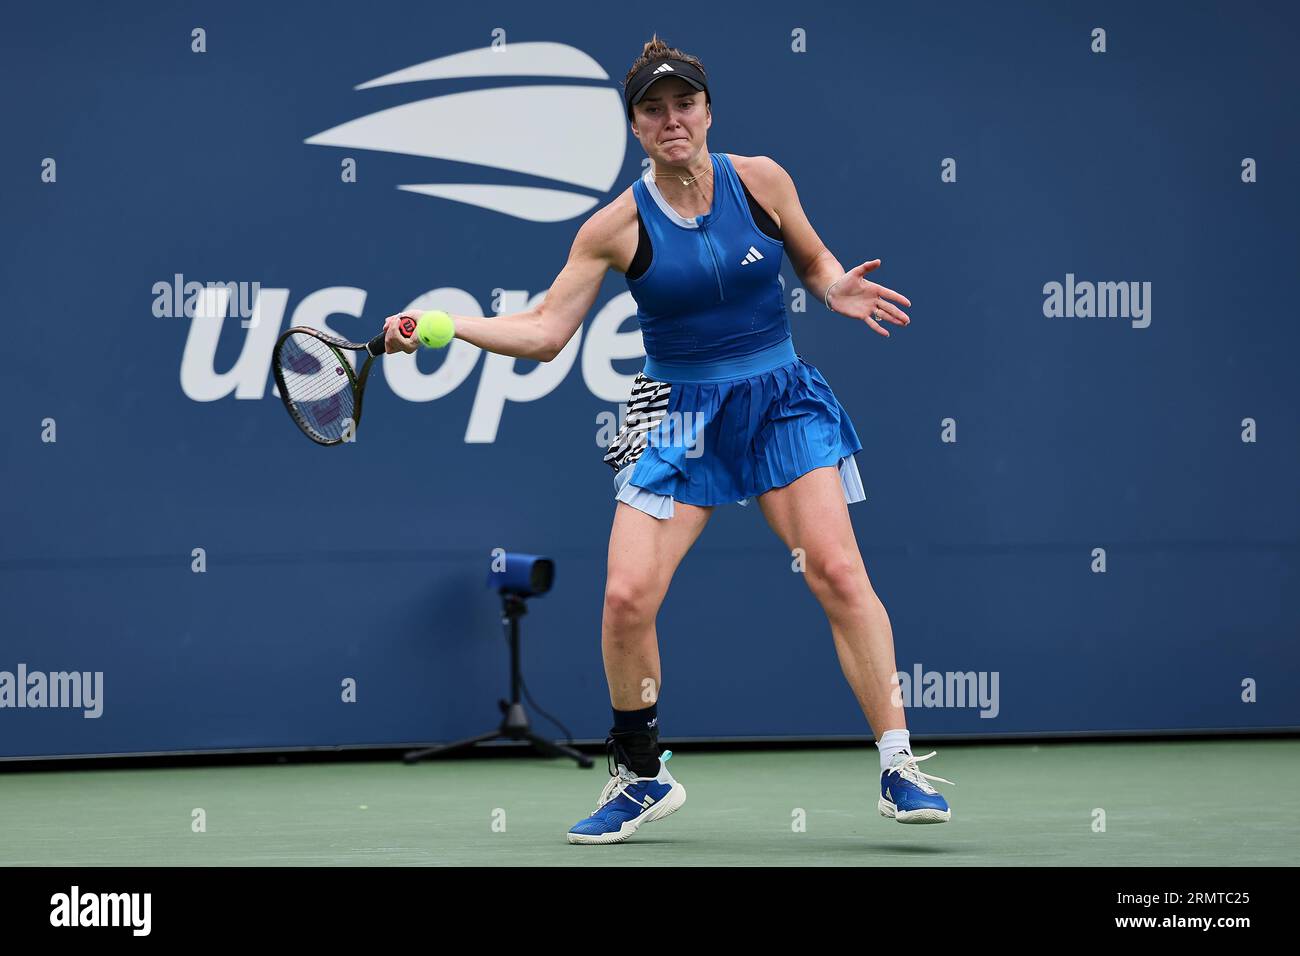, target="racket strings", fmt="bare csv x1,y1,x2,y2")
277,333,357,442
